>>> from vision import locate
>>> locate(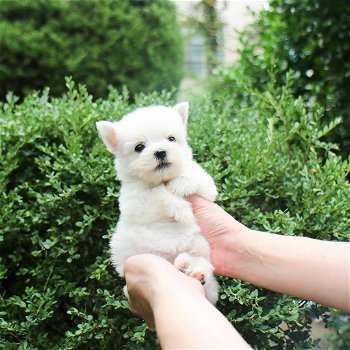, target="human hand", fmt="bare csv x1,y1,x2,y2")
123,254,205,328
124,254,251,349
187,195,251,277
